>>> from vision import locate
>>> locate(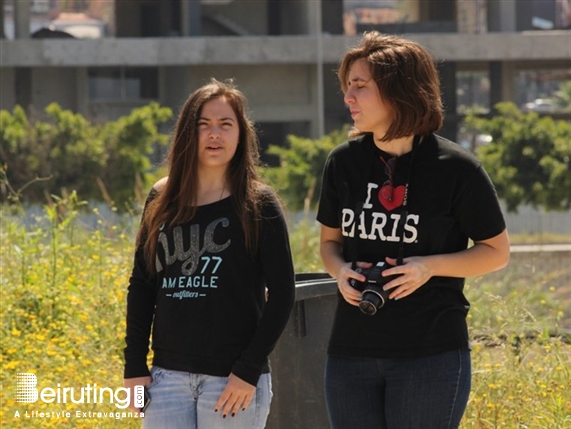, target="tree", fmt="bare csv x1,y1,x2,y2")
262,126,350,212
464,102,571,212
553,81,571,112
0,103,172,210
1,104,104,203
99,102,172,208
